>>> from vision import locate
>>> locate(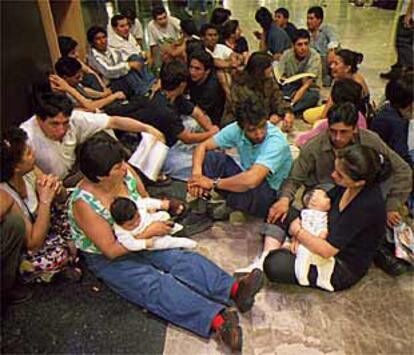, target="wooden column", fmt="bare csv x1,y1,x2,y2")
37,0,60,64
50,0,87,60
